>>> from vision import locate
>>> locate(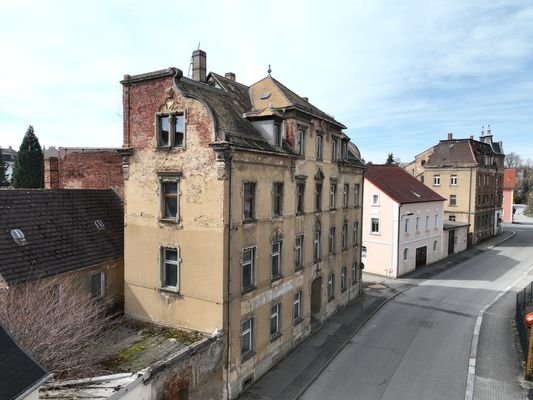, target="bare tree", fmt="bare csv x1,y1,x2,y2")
505,152,522,168
0,276,116,379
